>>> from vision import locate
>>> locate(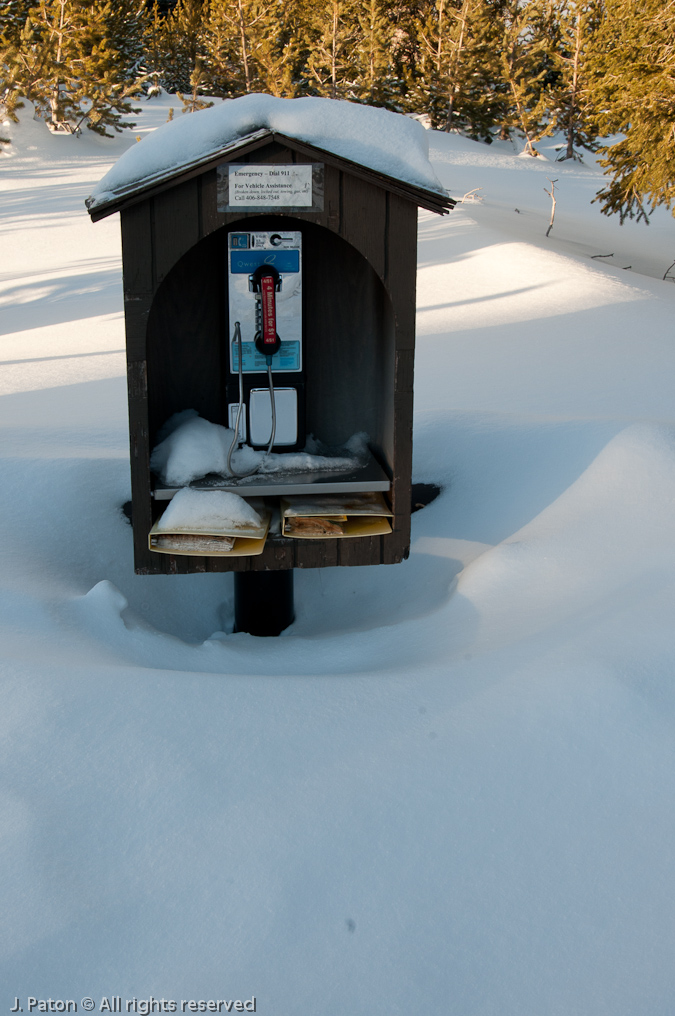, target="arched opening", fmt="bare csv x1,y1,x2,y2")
146,216,396,479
